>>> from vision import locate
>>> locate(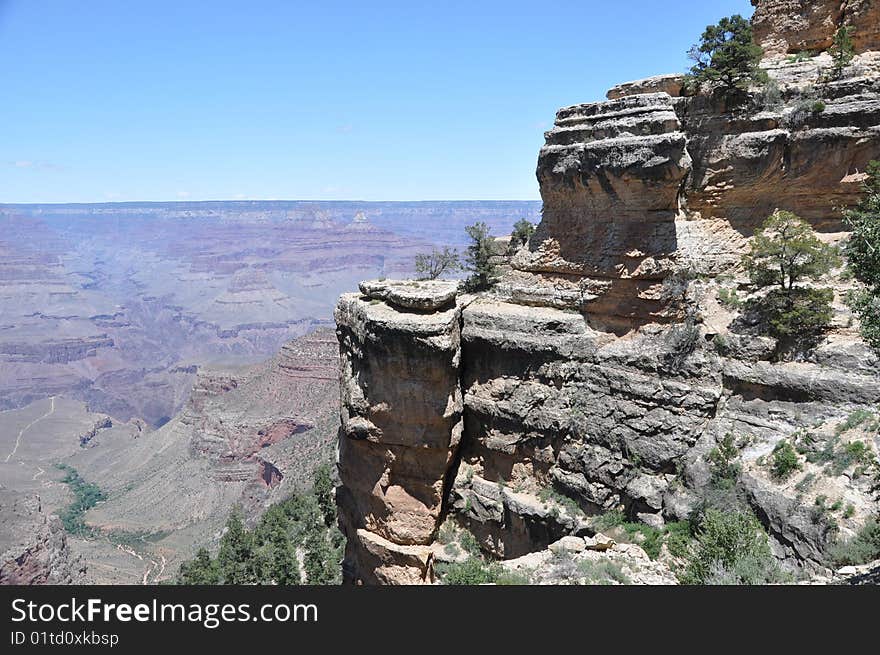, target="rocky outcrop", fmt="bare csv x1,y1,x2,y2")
335,1,880,584
751,0,880,55
335,284,465,584
0,489,83,585
607,74,685,100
